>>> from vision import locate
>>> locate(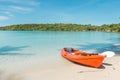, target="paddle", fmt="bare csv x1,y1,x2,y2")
100,51,115,57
